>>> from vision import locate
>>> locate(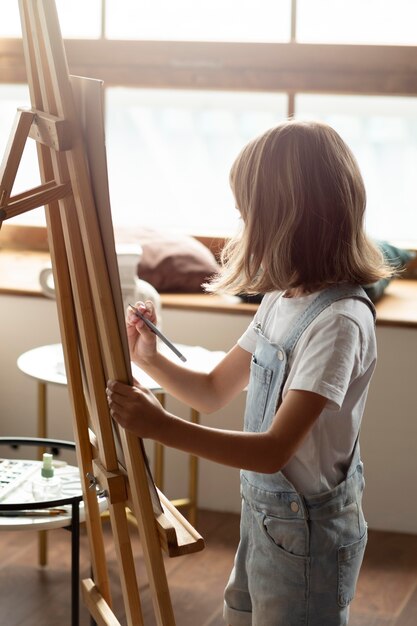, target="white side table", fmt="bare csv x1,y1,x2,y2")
17,343,225,529
0,437,108,626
